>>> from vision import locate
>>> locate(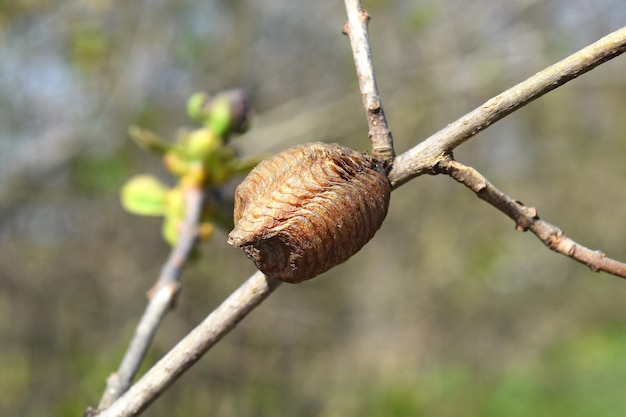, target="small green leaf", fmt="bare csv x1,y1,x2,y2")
120,175,169,216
